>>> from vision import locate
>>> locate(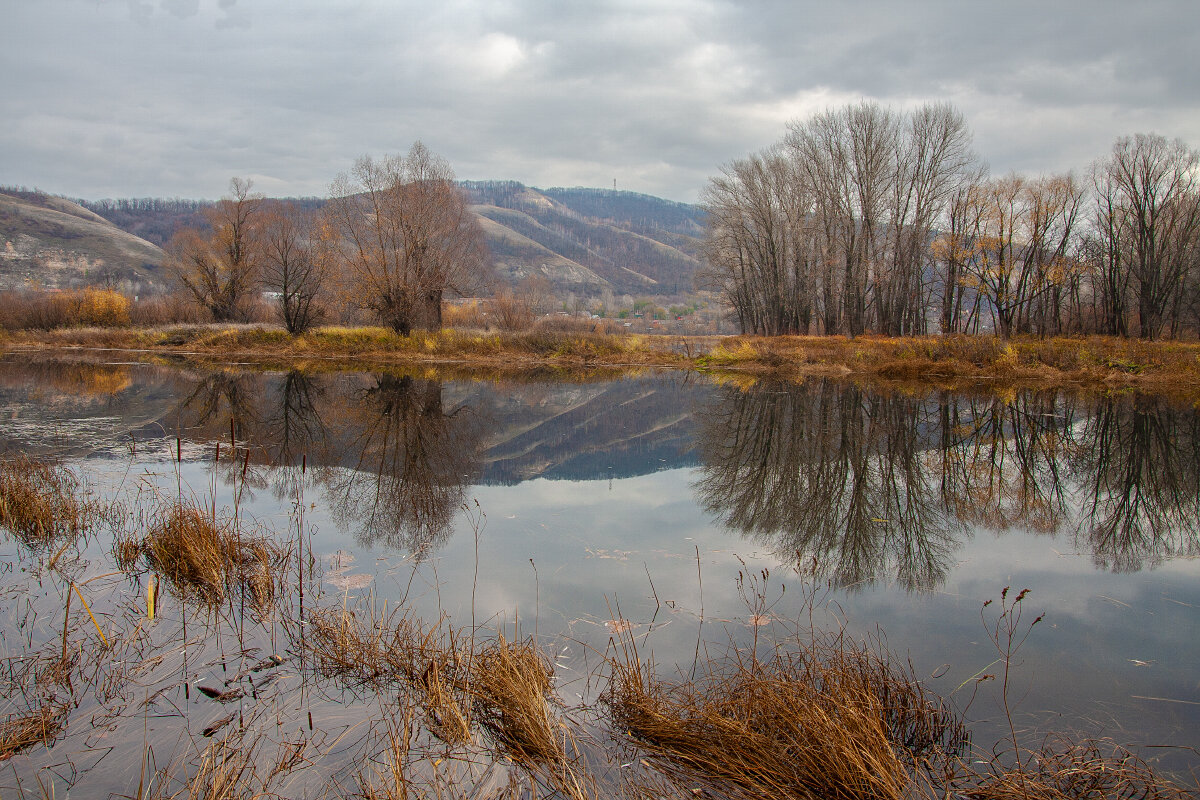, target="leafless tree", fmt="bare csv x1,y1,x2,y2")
166,177,262,322
260,200,330,334
1091,134,1200,339
326,142,490,334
